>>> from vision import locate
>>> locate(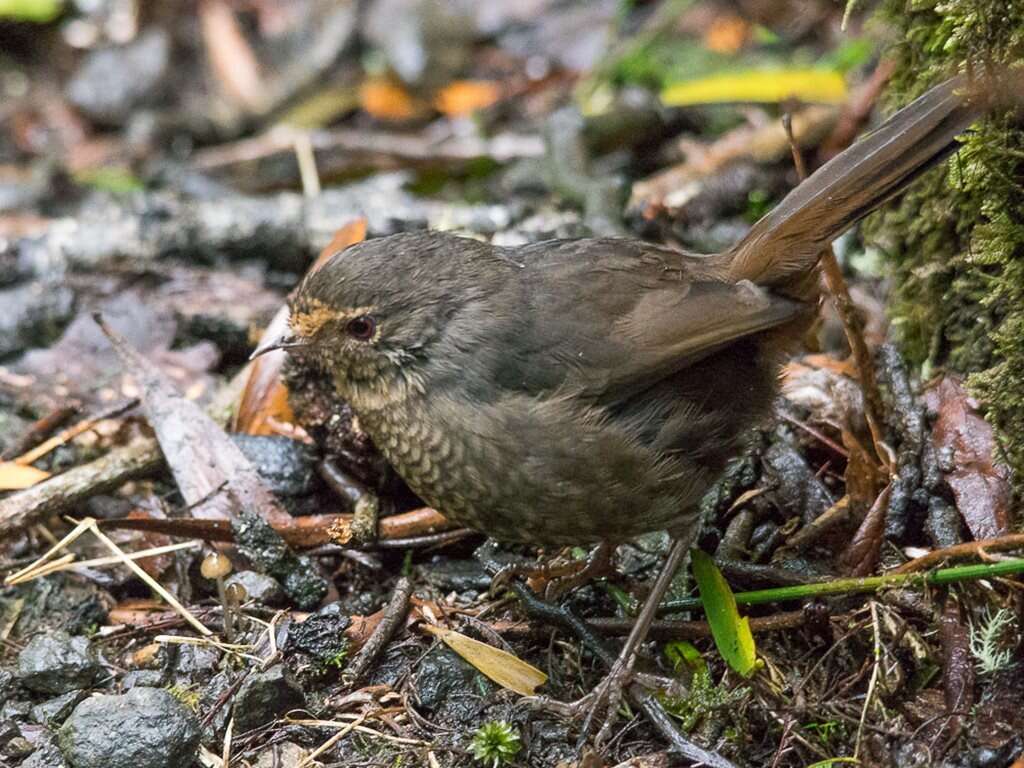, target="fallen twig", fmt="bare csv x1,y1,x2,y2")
343,576,413,685
0,438,163,537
